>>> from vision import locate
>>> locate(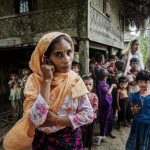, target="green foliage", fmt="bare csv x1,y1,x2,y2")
140,34,148,65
